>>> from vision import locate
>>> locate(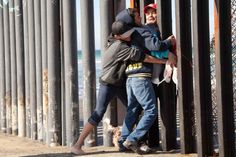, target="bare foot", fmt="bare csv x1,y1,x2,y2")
71,146,86,155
